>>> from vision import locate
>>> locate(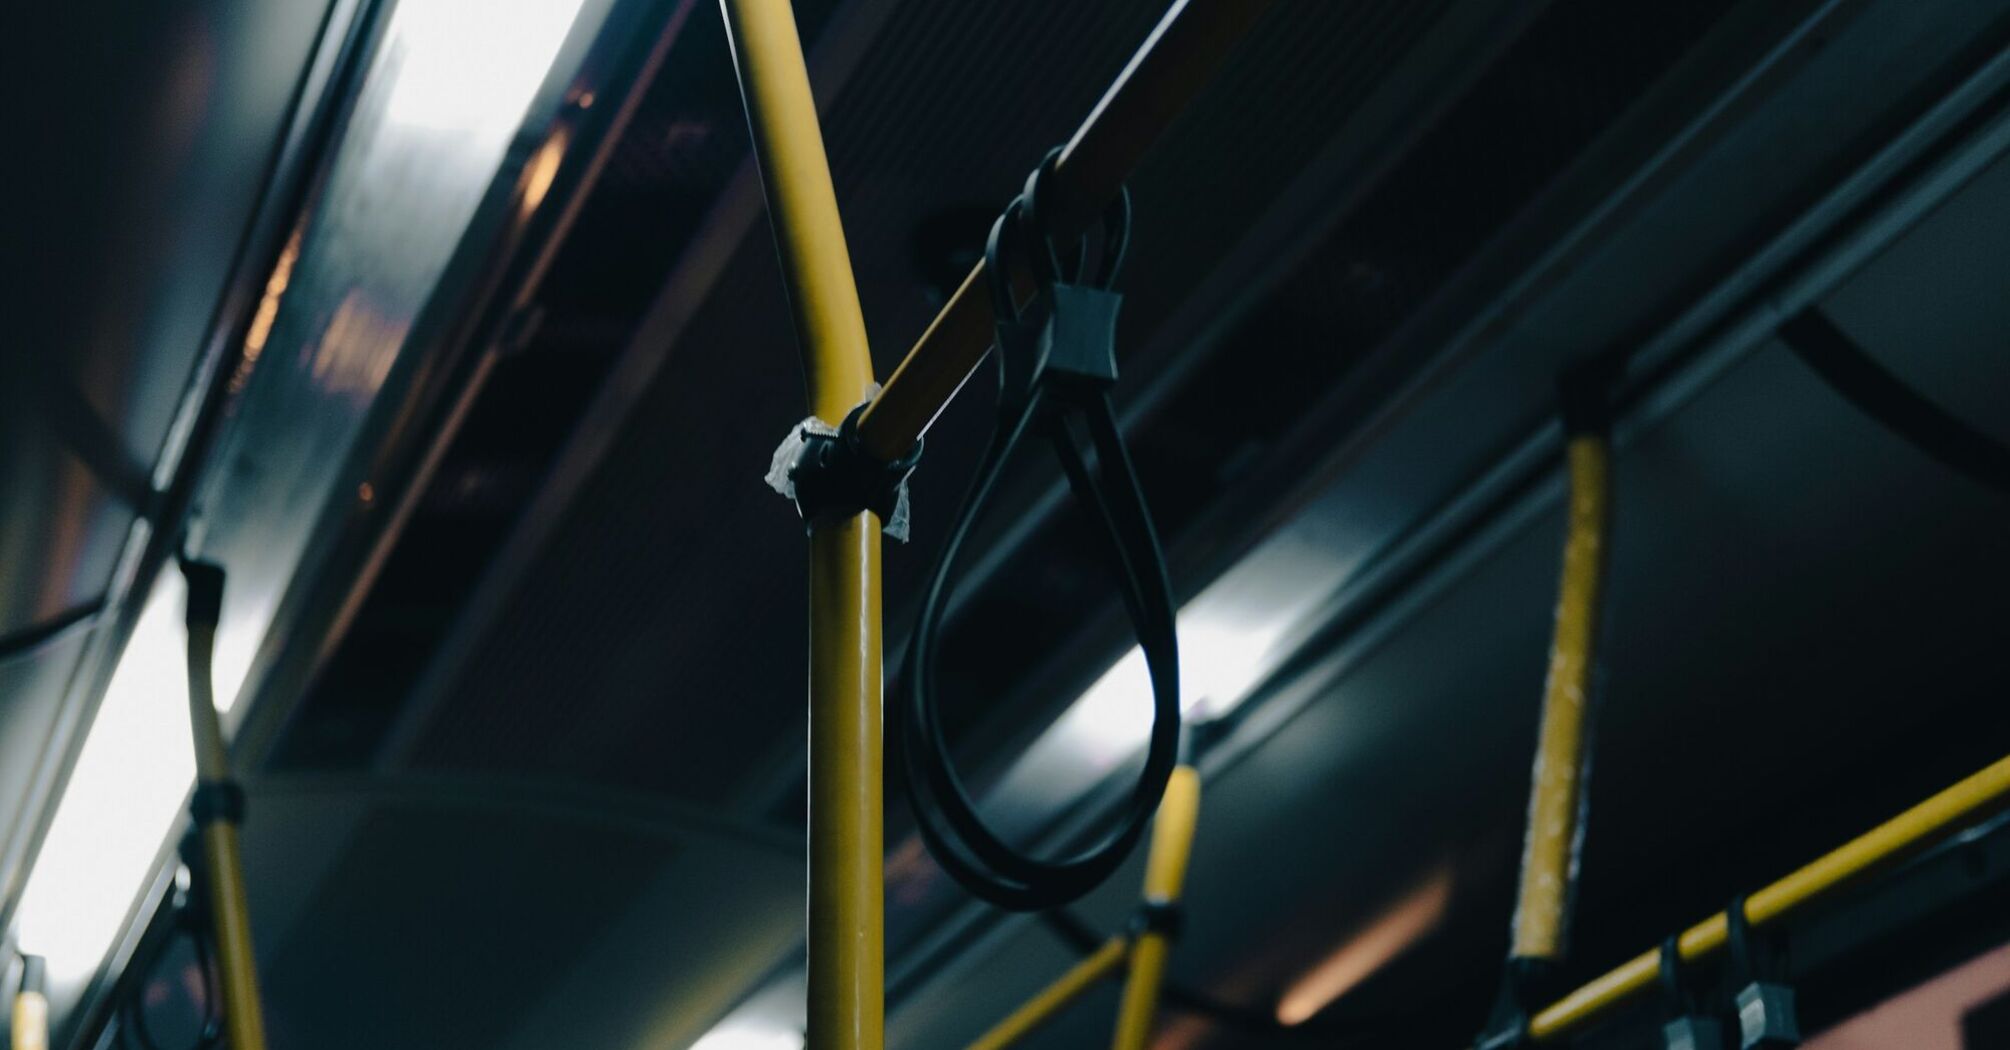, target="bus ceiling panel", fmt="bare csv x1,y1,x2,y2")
7,0,644,1033
2,0,339,635
13,0,339,470
180,0,613,723
1487,0,2010,363
1234,0,2010,669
